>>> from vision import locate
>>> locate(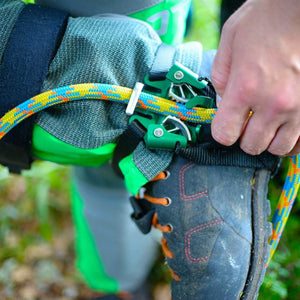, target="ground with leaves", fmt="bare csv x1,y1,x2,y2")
0,164,94,300
0,163,174,300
